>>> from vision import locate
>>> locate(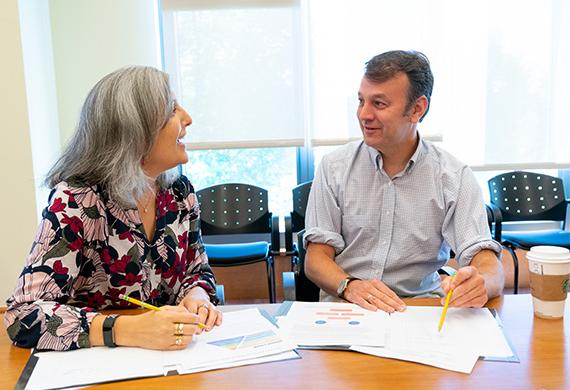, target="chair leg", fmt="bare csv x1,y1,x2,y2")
505,245,519,294
266,256,276,303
